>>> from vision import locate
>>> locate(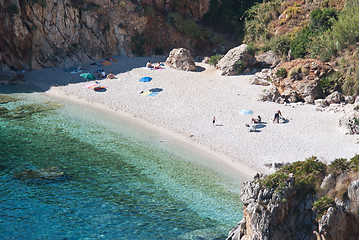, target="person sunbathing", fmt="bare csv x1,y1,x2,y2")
154,62,162,69
252,115,261,123
106,72,115,79
146,61,153,68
